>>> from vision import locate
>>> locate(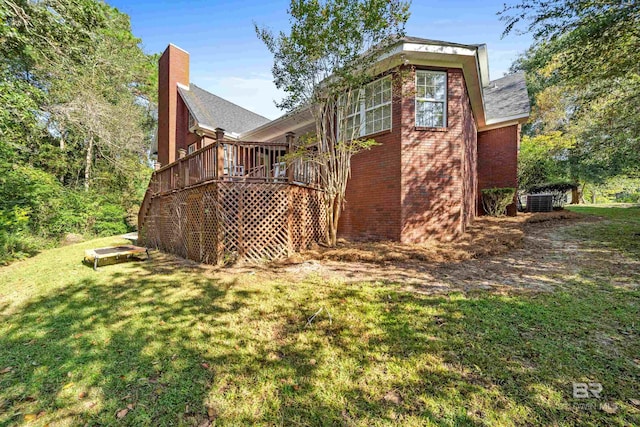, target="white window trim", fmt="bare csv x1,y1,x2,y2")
415,70,447,128
342,75,392,139
187,143,197,154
